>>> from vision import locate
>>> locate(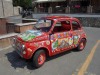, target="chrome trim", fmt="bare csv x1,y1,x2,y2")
11,37,24,57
